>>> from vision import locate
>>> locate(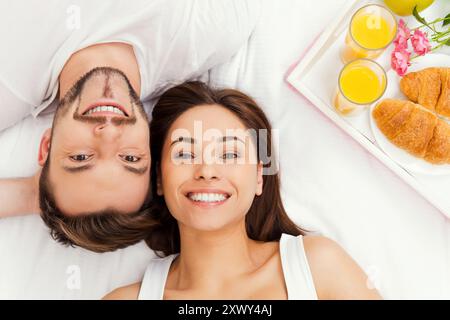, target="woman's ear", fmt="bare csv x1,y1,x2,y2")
256,161,263,196
38,128,52,167
156,164,163,196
